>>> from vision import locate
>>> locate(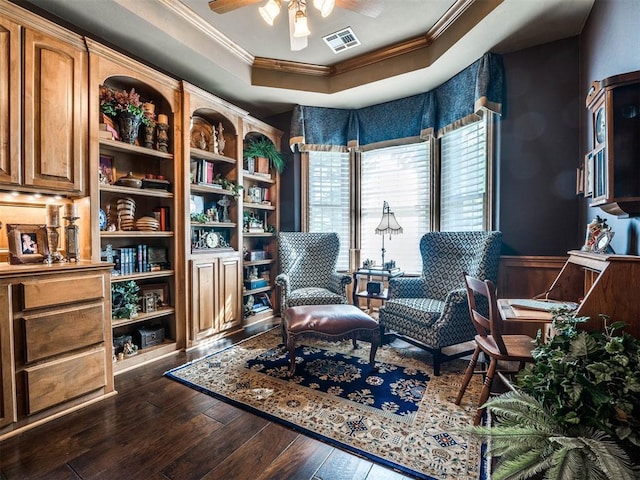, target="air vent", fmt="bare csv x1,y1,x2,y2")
322,27,360,54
